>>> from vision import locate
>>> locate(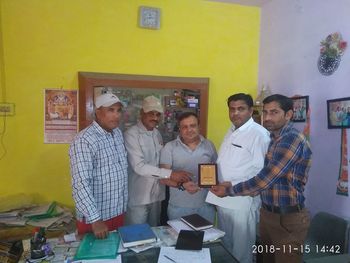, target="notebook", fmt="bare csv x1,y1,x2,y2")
118,223,157,248
175,230,204,250
180,213,213,231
